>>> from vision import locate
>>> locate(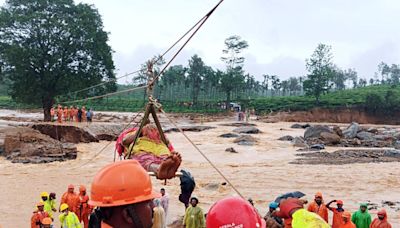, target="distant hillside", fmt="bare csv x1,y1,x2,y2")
251,85,400,114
